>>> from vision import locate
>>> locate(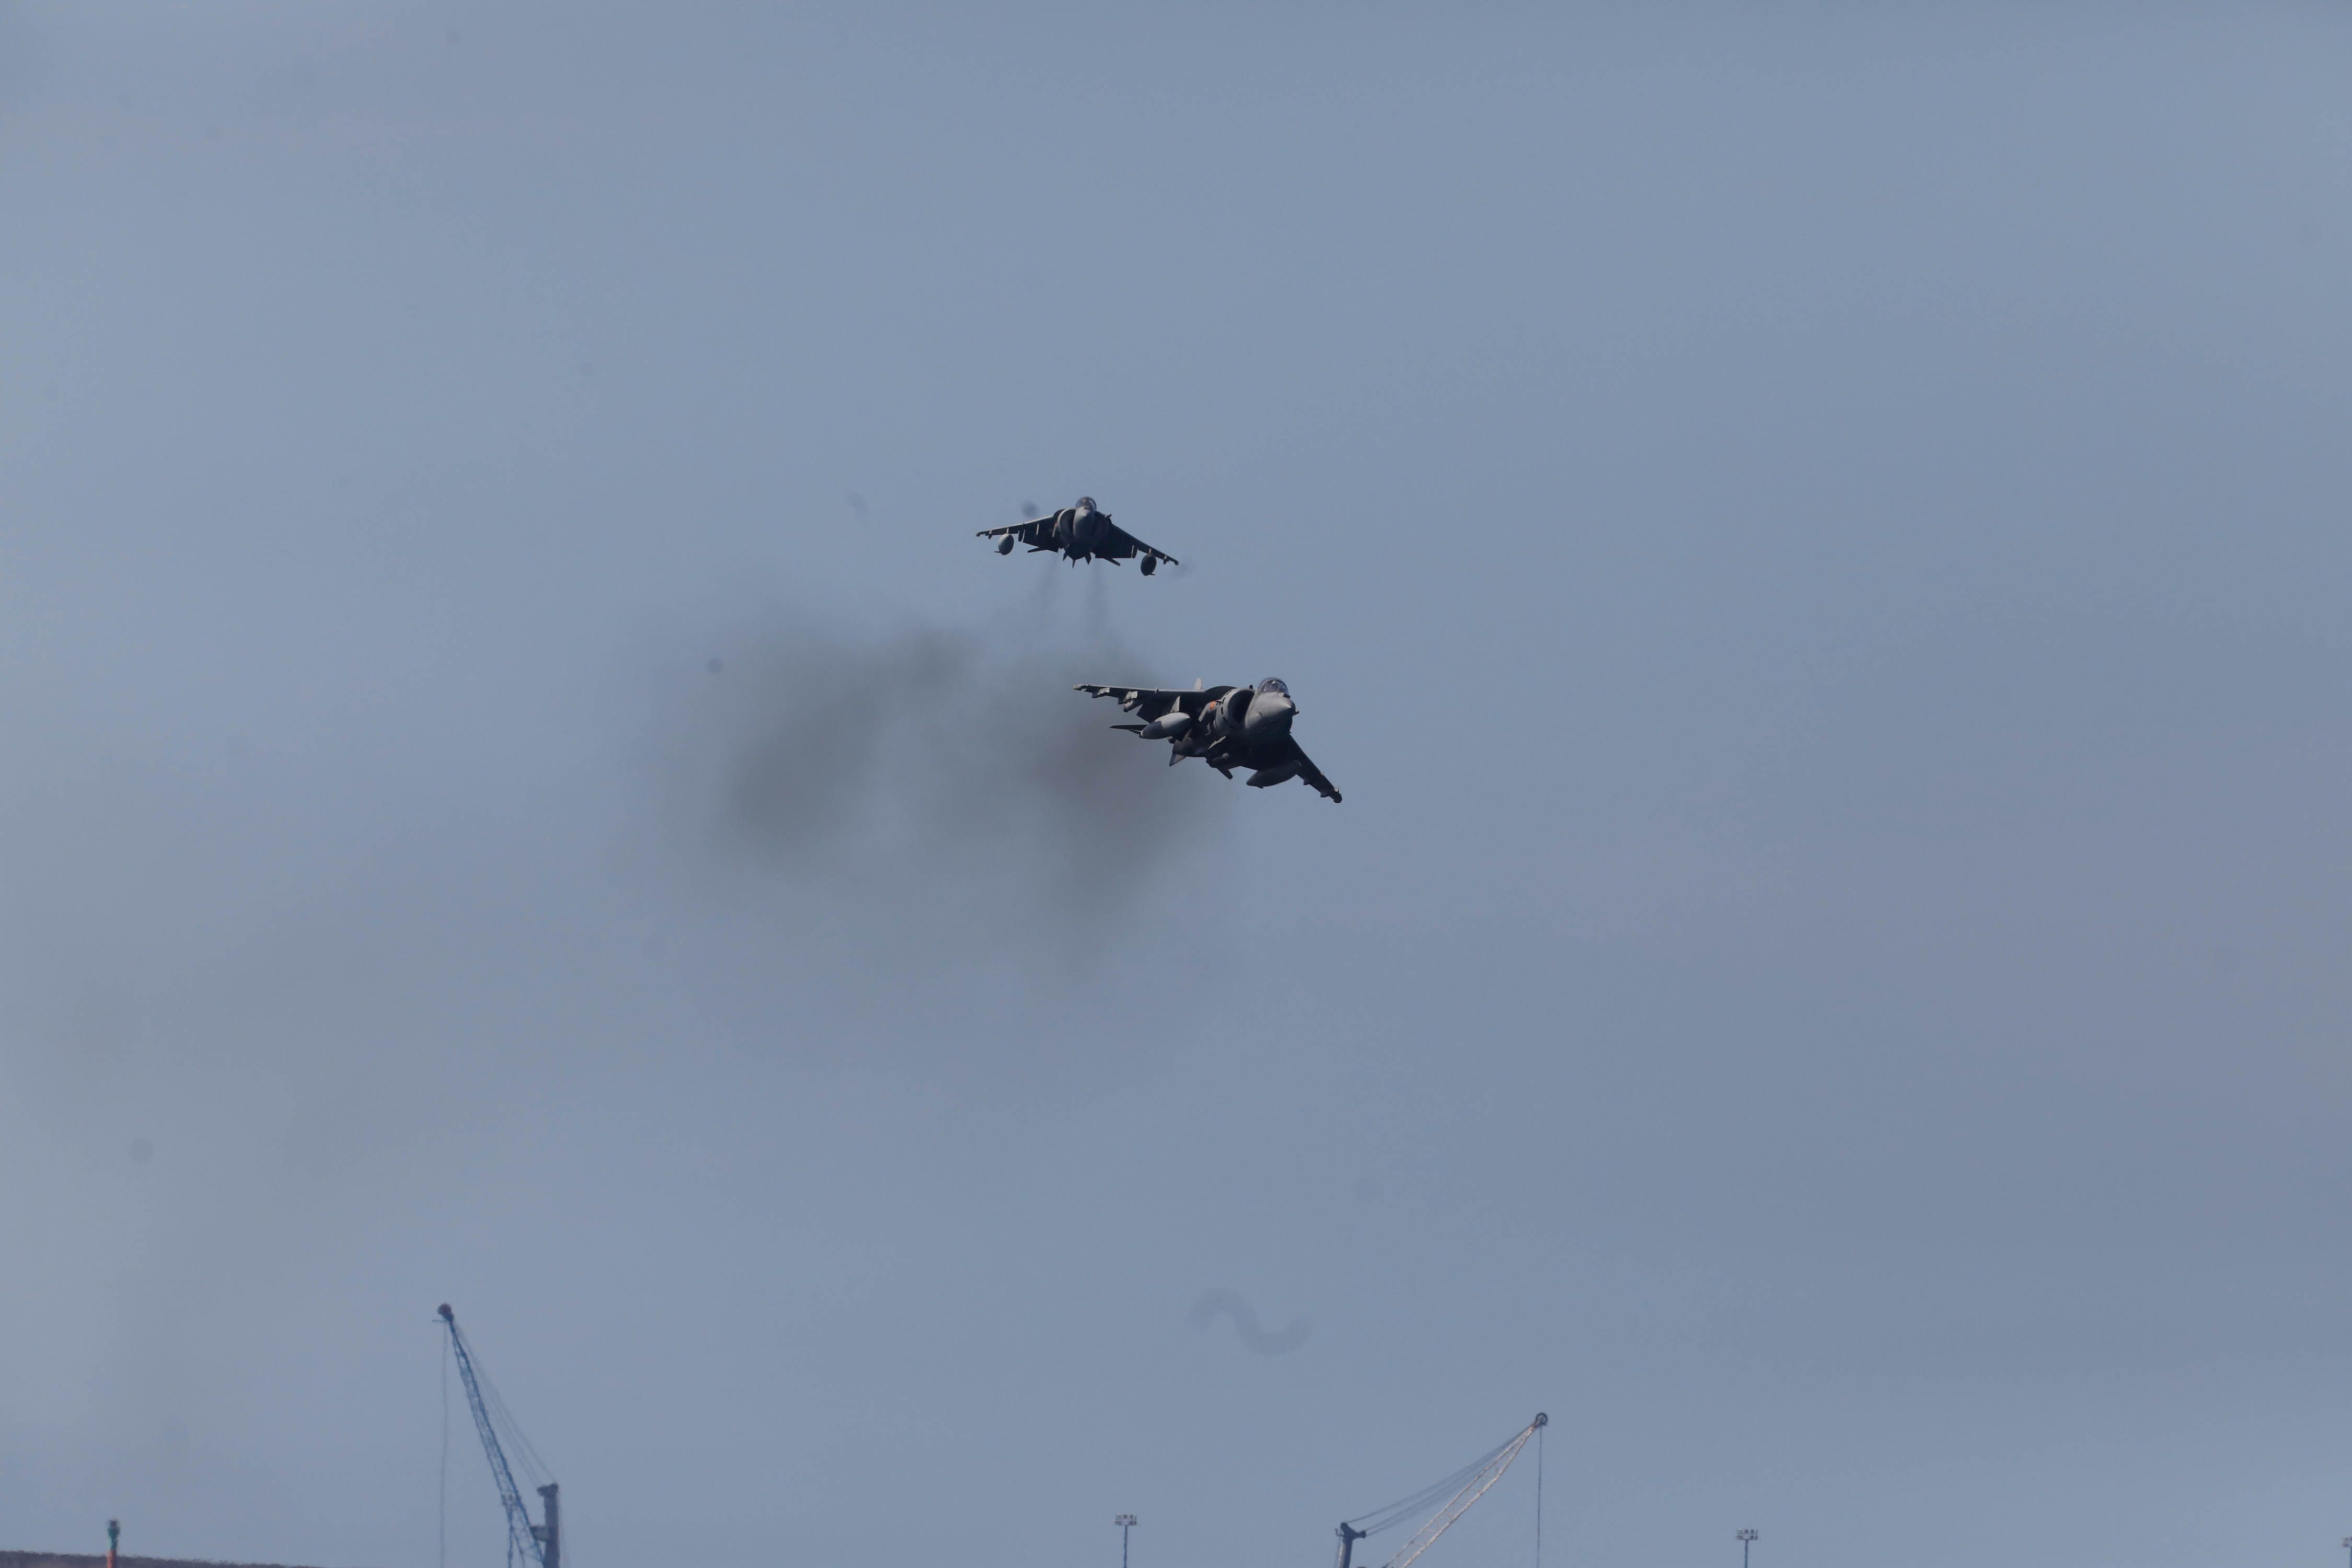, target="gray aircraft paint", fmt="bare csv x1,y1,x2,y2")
1081,678,1340,801
979,497,1180,572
